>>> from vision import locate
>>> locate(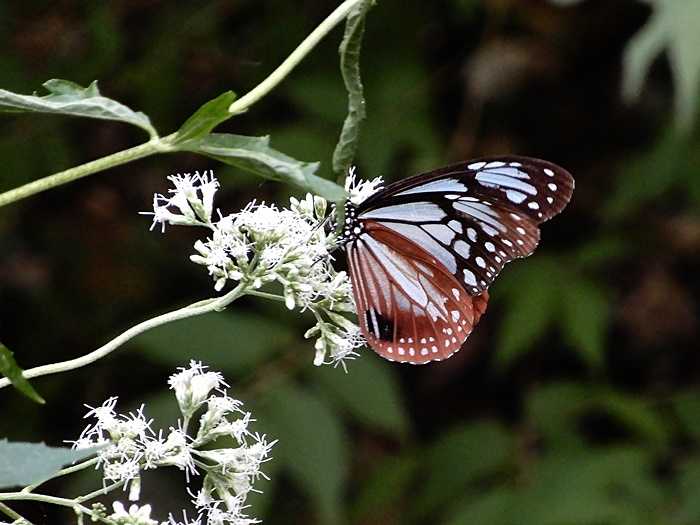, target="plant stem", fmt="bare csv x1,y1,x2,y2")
0,283,247,390
0,137,174,208
247,290,286,302
21,458,99,494
0,493,96,521
75,480,125,504
0,502,34,525
0,0,362,207
228,0,365,114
